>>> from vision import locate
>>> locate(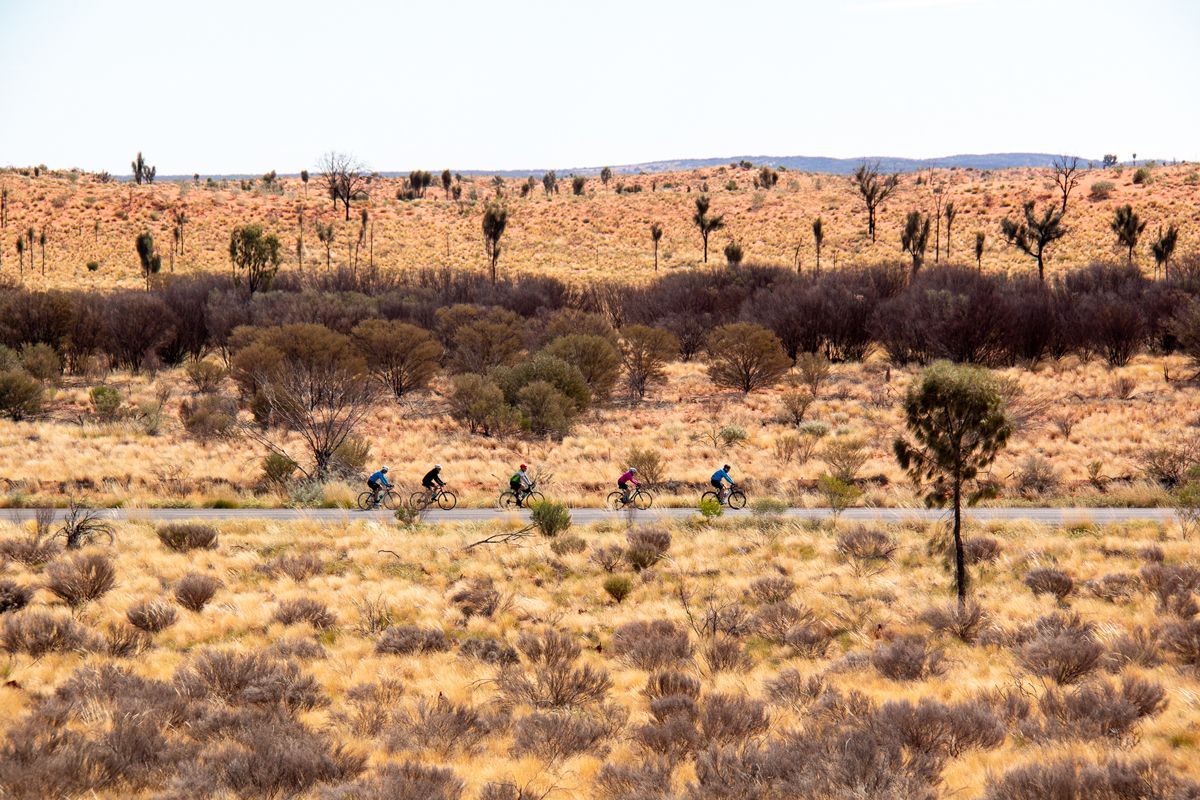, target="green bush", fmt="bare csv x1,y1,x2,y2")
542,335,621,400
448,373,513,436
624,445,667,487
0,370,45,421
180,395,238,441
262,452,299,489
1089,180,1115,200
90,385,122,422
719,425,748,447
19,344,60,383
1133,167,1153,185
185,359,227,394
751,497,789,516
86,261,100,272
493,353,591,411
698,496,723,518
330,435,371,477
818,473,861,515
517,380,578,438
0,346,19,372
604,575,633,604
530,500,571,538
550,534,587,556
